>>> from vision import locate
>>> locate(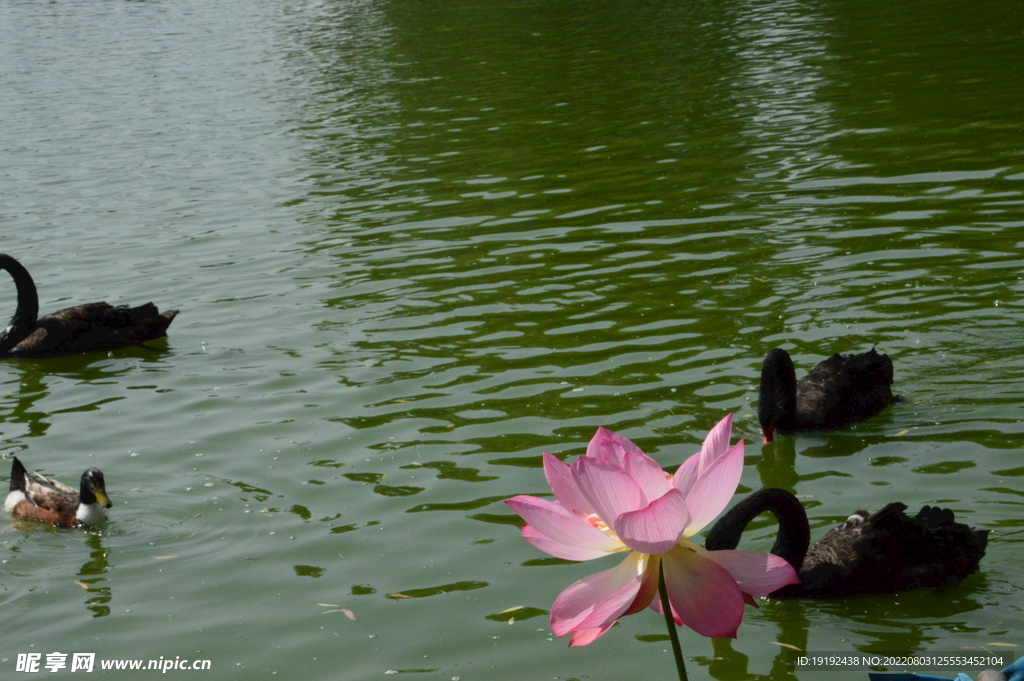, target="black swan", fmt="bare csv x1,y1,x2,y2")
5,456,112,527
704,488,988,598
758,347,895,442
0,253,177,358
